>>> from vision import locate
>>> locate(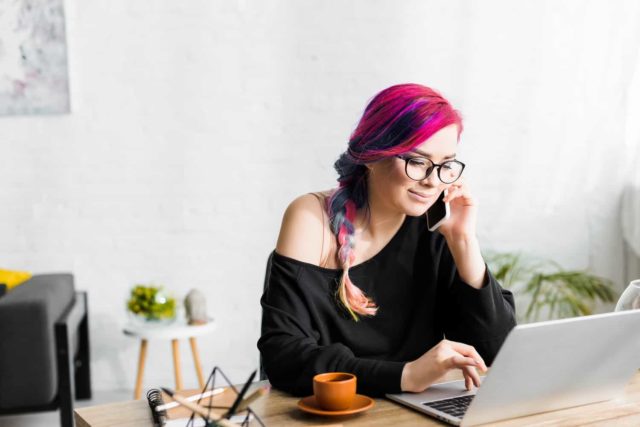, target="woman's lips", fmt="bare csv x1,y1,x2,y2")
408,189,435,201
